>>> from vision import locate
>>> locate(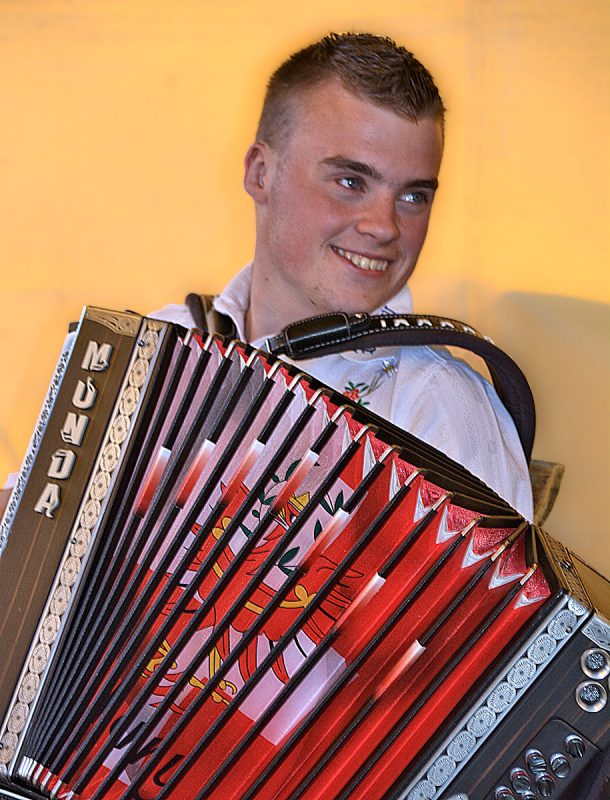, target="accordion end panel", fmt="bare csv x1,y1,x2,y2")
0,310,608,800
0,308,177,779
